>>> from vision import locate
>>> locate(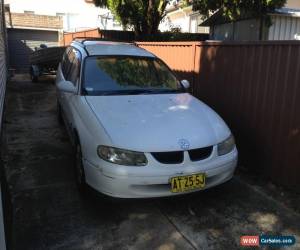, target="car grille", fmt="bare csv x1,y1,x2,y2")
151,151,184,164
188,146,213,161
151,146,213,164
